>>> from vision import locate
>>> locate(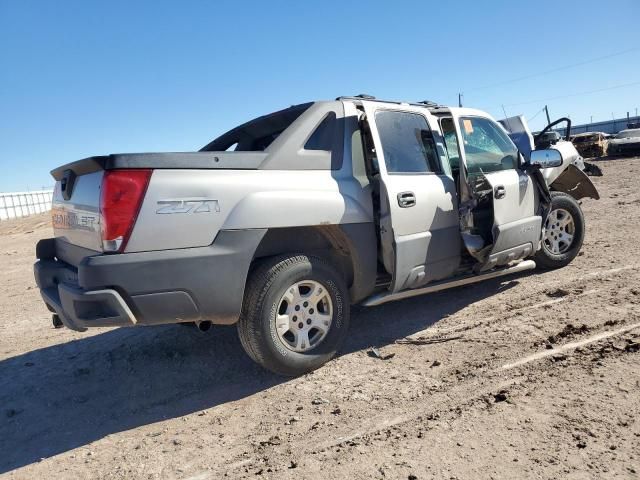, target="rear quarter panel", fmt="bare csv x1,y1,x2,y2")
125,169,373,252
